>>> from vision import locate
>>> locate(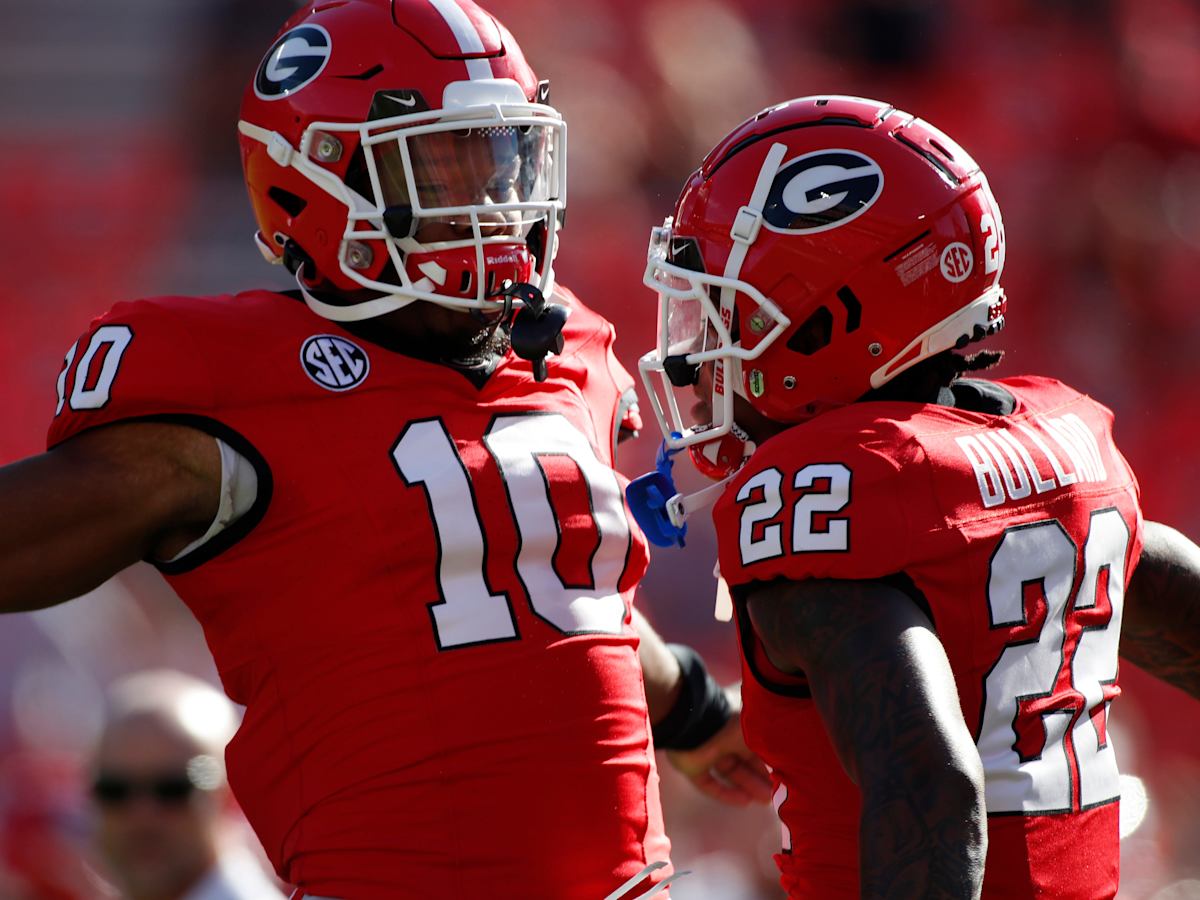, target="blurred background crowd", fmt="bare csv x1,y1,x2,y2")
1,0,1199,896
